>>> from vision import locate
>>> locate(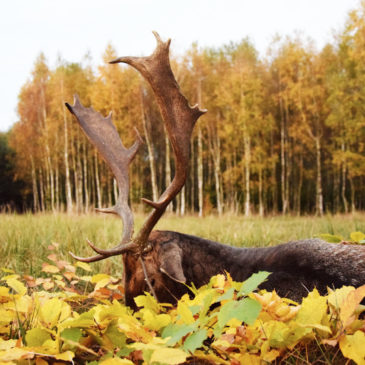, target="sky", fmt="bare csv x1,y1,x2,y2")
0,0,360,132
